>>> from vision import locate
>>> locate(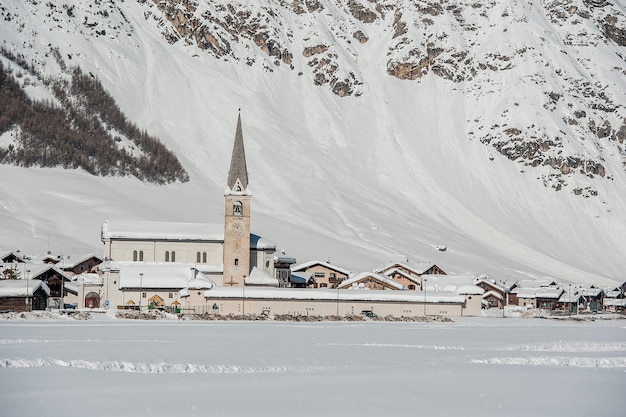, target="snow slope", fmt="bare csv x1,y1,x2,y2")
0,0,625,286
